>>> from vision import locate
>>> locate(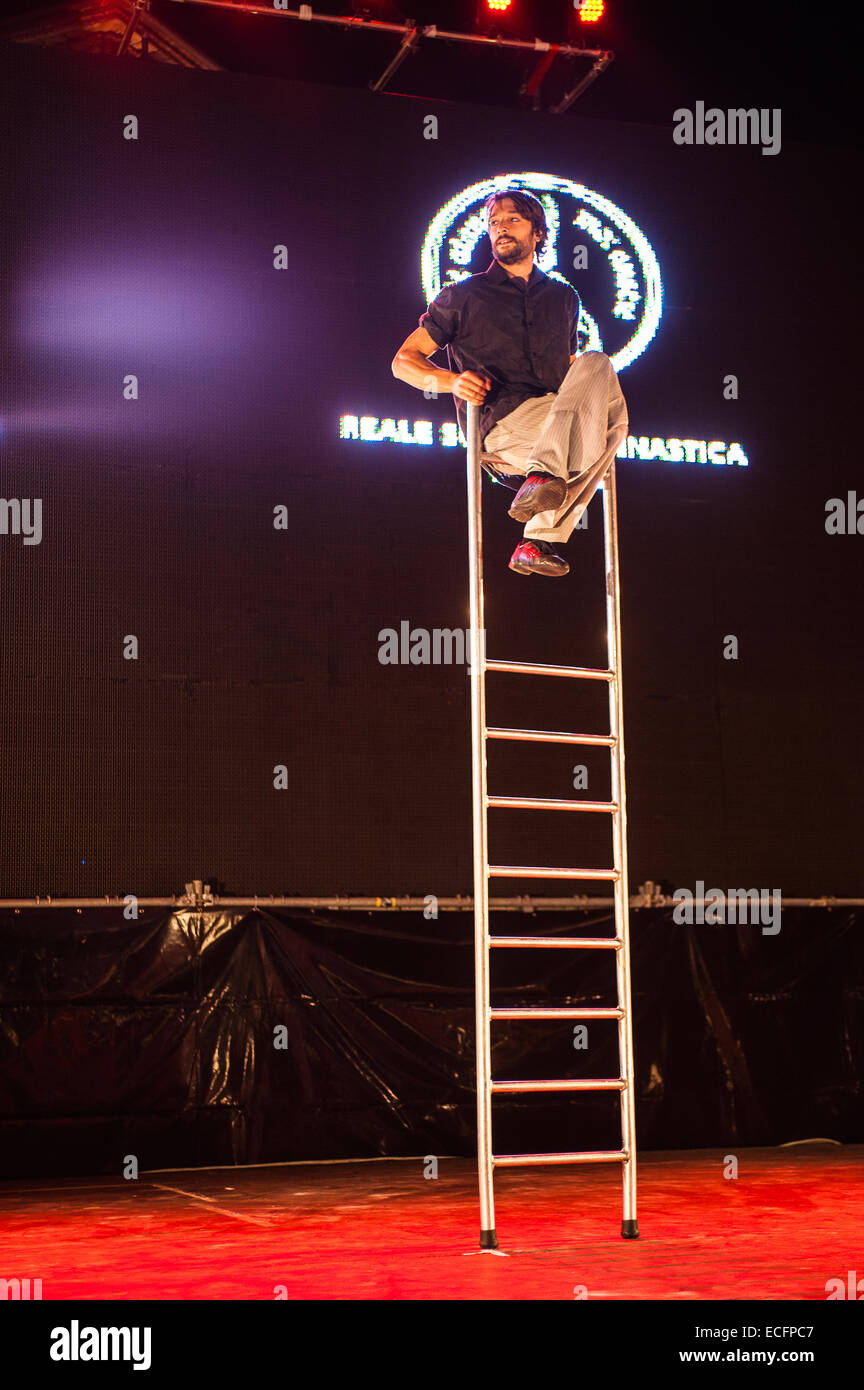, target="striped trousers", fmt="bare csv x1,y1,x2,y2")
482,350,629,544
